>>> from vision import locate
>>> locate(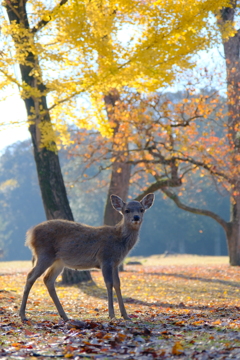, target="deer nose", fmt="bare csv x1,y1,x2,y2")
133,215,140,222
